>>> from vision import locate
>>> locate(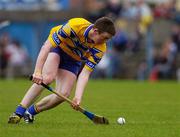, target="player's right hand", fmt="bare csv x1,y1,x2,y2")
32,73,43,85
71,97,81,111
